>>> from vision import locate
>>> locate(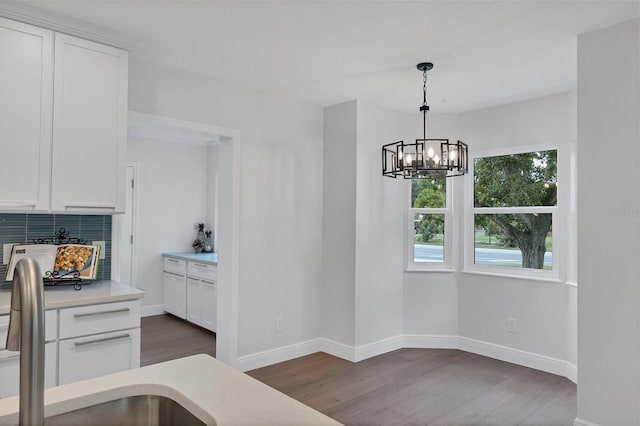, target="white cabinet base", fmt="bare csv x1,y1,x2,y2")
0,342,57,398
59,328,140,385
